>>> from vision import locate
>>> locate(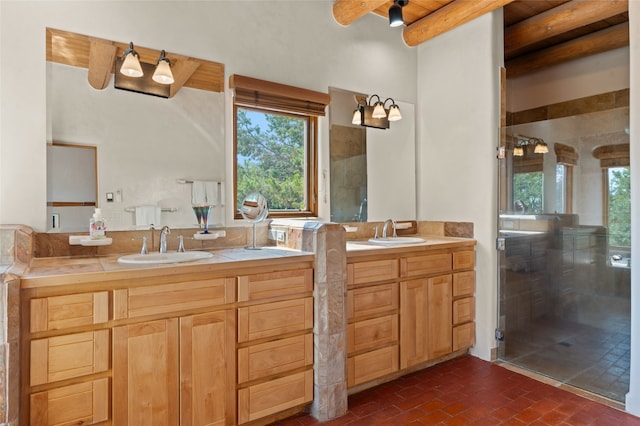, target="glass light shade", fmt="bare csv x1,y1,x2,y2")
513,146,524,157
387,104,402,121
534,141,549,154
372,102,386,118
120,52,143,77
389,4,404,27
352,108,362,125
152,60,175,84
